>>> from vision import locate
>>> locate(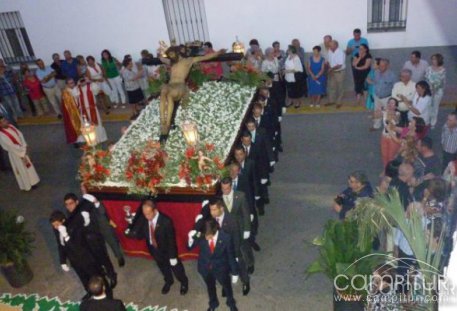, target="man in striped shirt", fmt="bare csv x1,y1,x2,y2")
441,112,457,172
